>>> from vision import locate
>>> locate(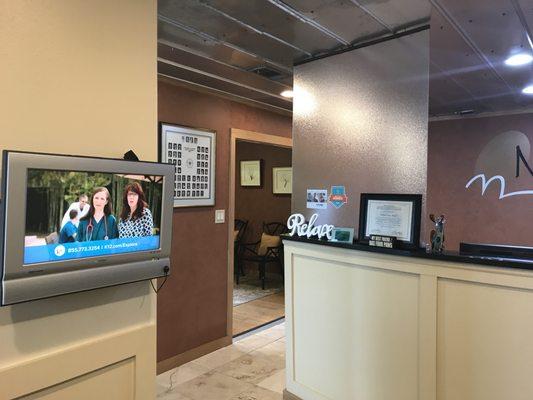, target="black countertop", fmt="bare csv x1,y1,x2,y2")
282,235,533,271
